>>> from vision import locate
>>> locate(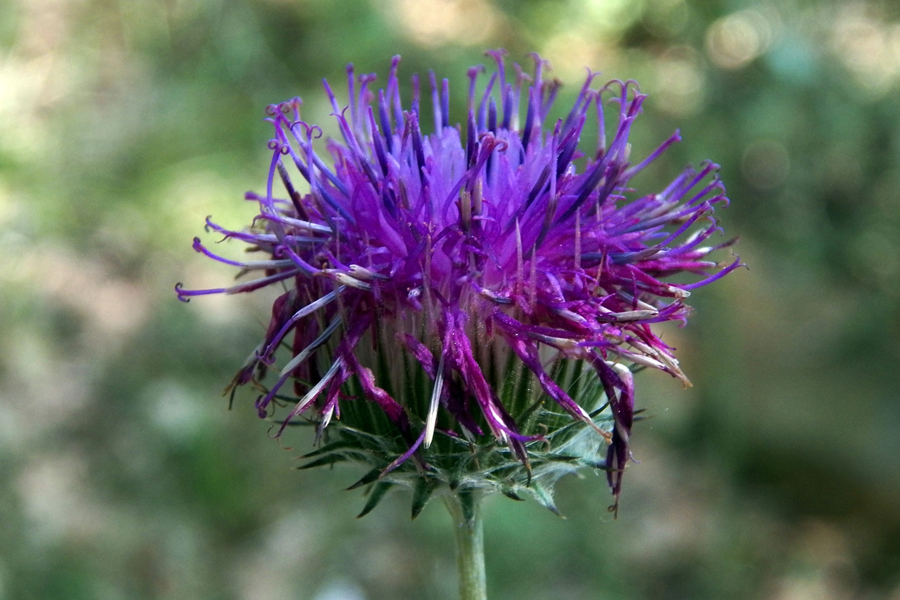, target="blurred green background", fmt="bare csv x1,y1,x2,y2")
2,0,900,598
